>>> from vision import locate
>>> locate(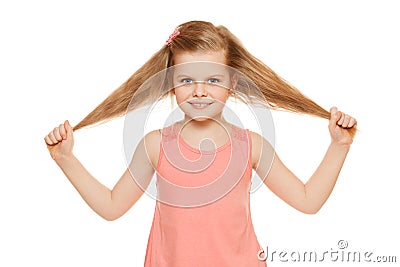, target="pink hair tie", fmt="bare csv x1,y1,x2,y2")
166,27,181,45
